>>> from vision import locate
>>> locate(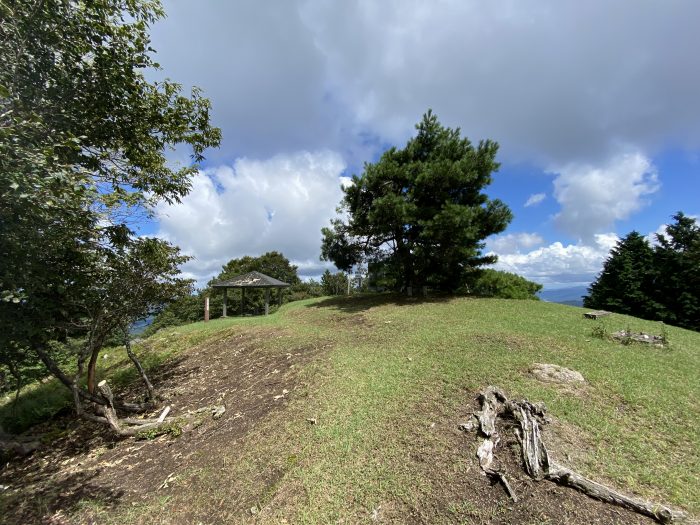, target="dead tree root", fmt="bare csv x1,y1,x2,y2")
461,386,689,524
